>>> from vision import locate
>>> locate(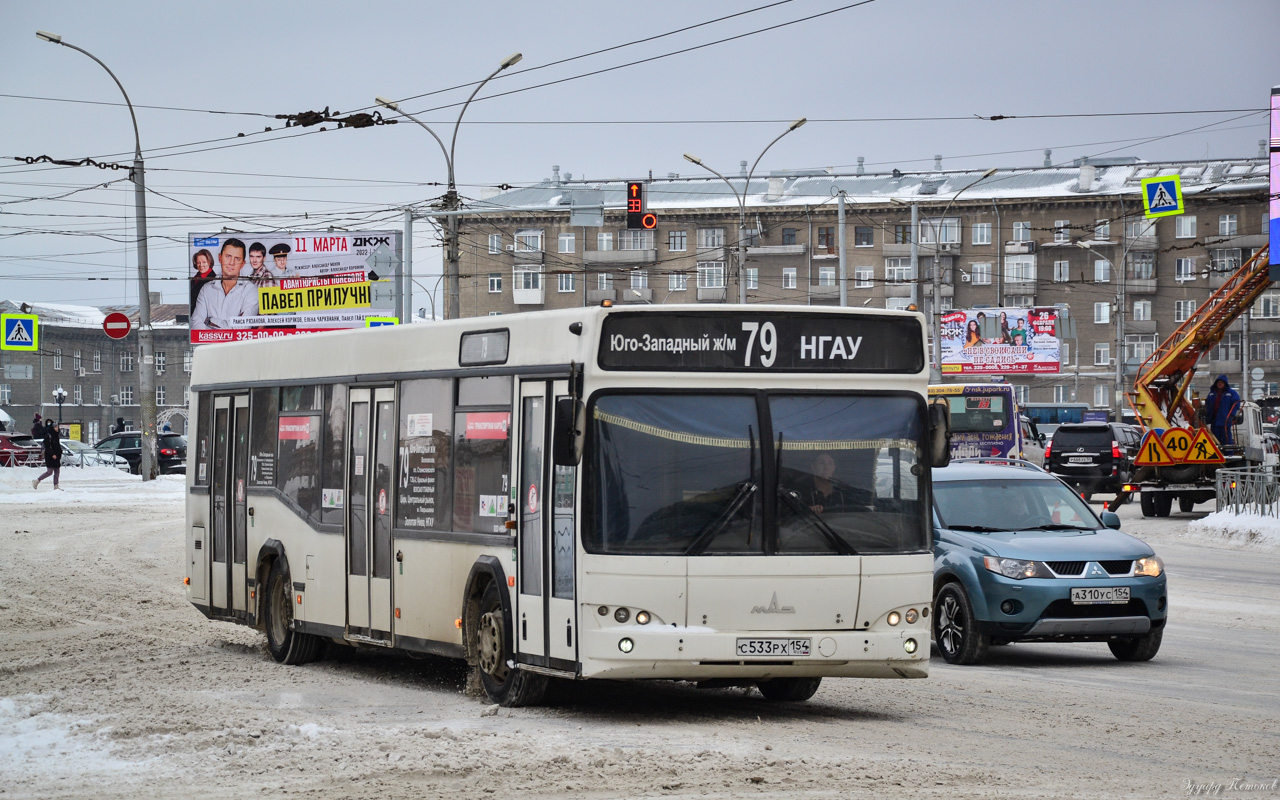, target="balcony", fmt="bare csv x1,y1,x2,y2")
1003,278,1038,295
885,283,913,298
808,283,840,300
617,288,653,304
586,288,616,304
1004,241,1036,254
1126,277,1157,294
513,286,545,305
1124,232,1158,250
584,249,658,266
513,249,543,264
1126,319,1157,334
694,246,727,262
697,286,727,302
747,244,807,257
882,242,913,256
